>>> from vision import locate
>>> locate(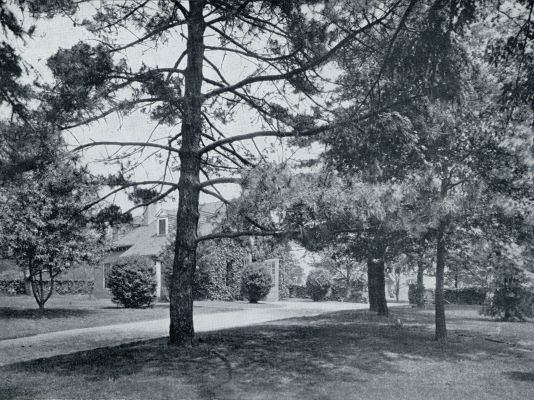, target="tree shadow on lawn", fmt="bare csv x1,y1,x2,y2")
2,308,527,399
0,307,96,319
